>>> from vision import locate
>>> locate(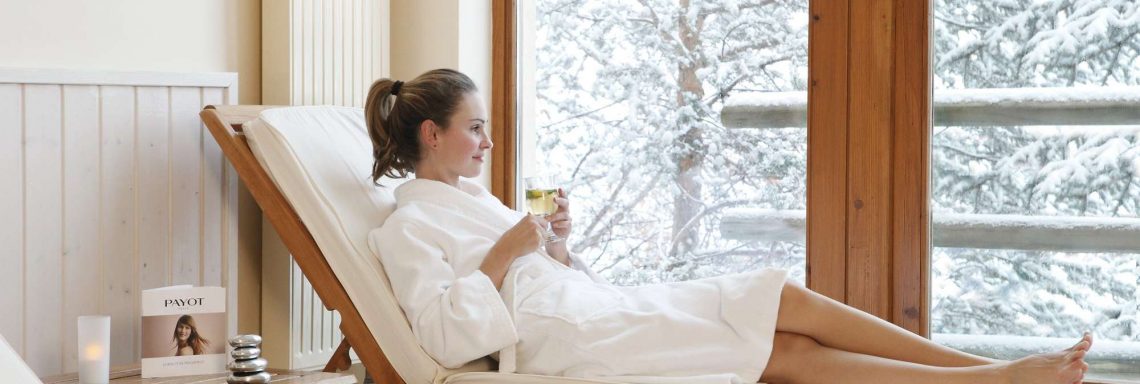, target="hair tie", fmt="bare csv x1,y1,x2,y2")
391,80,404,96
